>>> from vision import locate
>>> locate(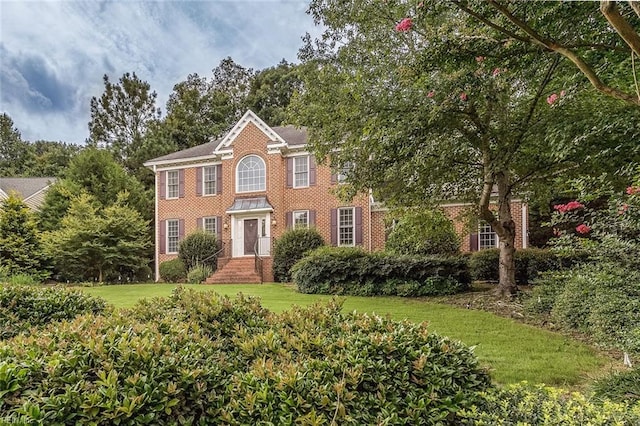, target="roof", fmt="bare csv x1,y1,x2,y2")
0,177,57,211
226,197,273,213
144,111,308,166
